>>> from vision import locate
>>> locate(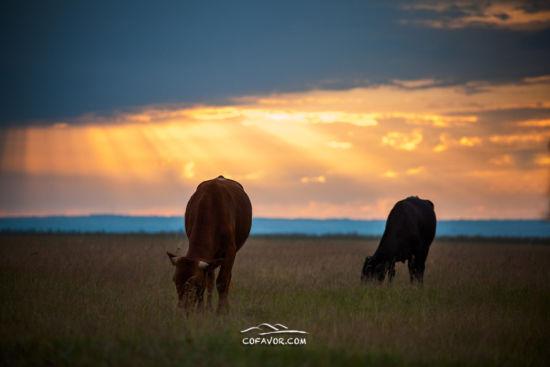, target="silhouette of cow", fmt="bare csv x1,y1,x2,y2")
362,196,436,284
